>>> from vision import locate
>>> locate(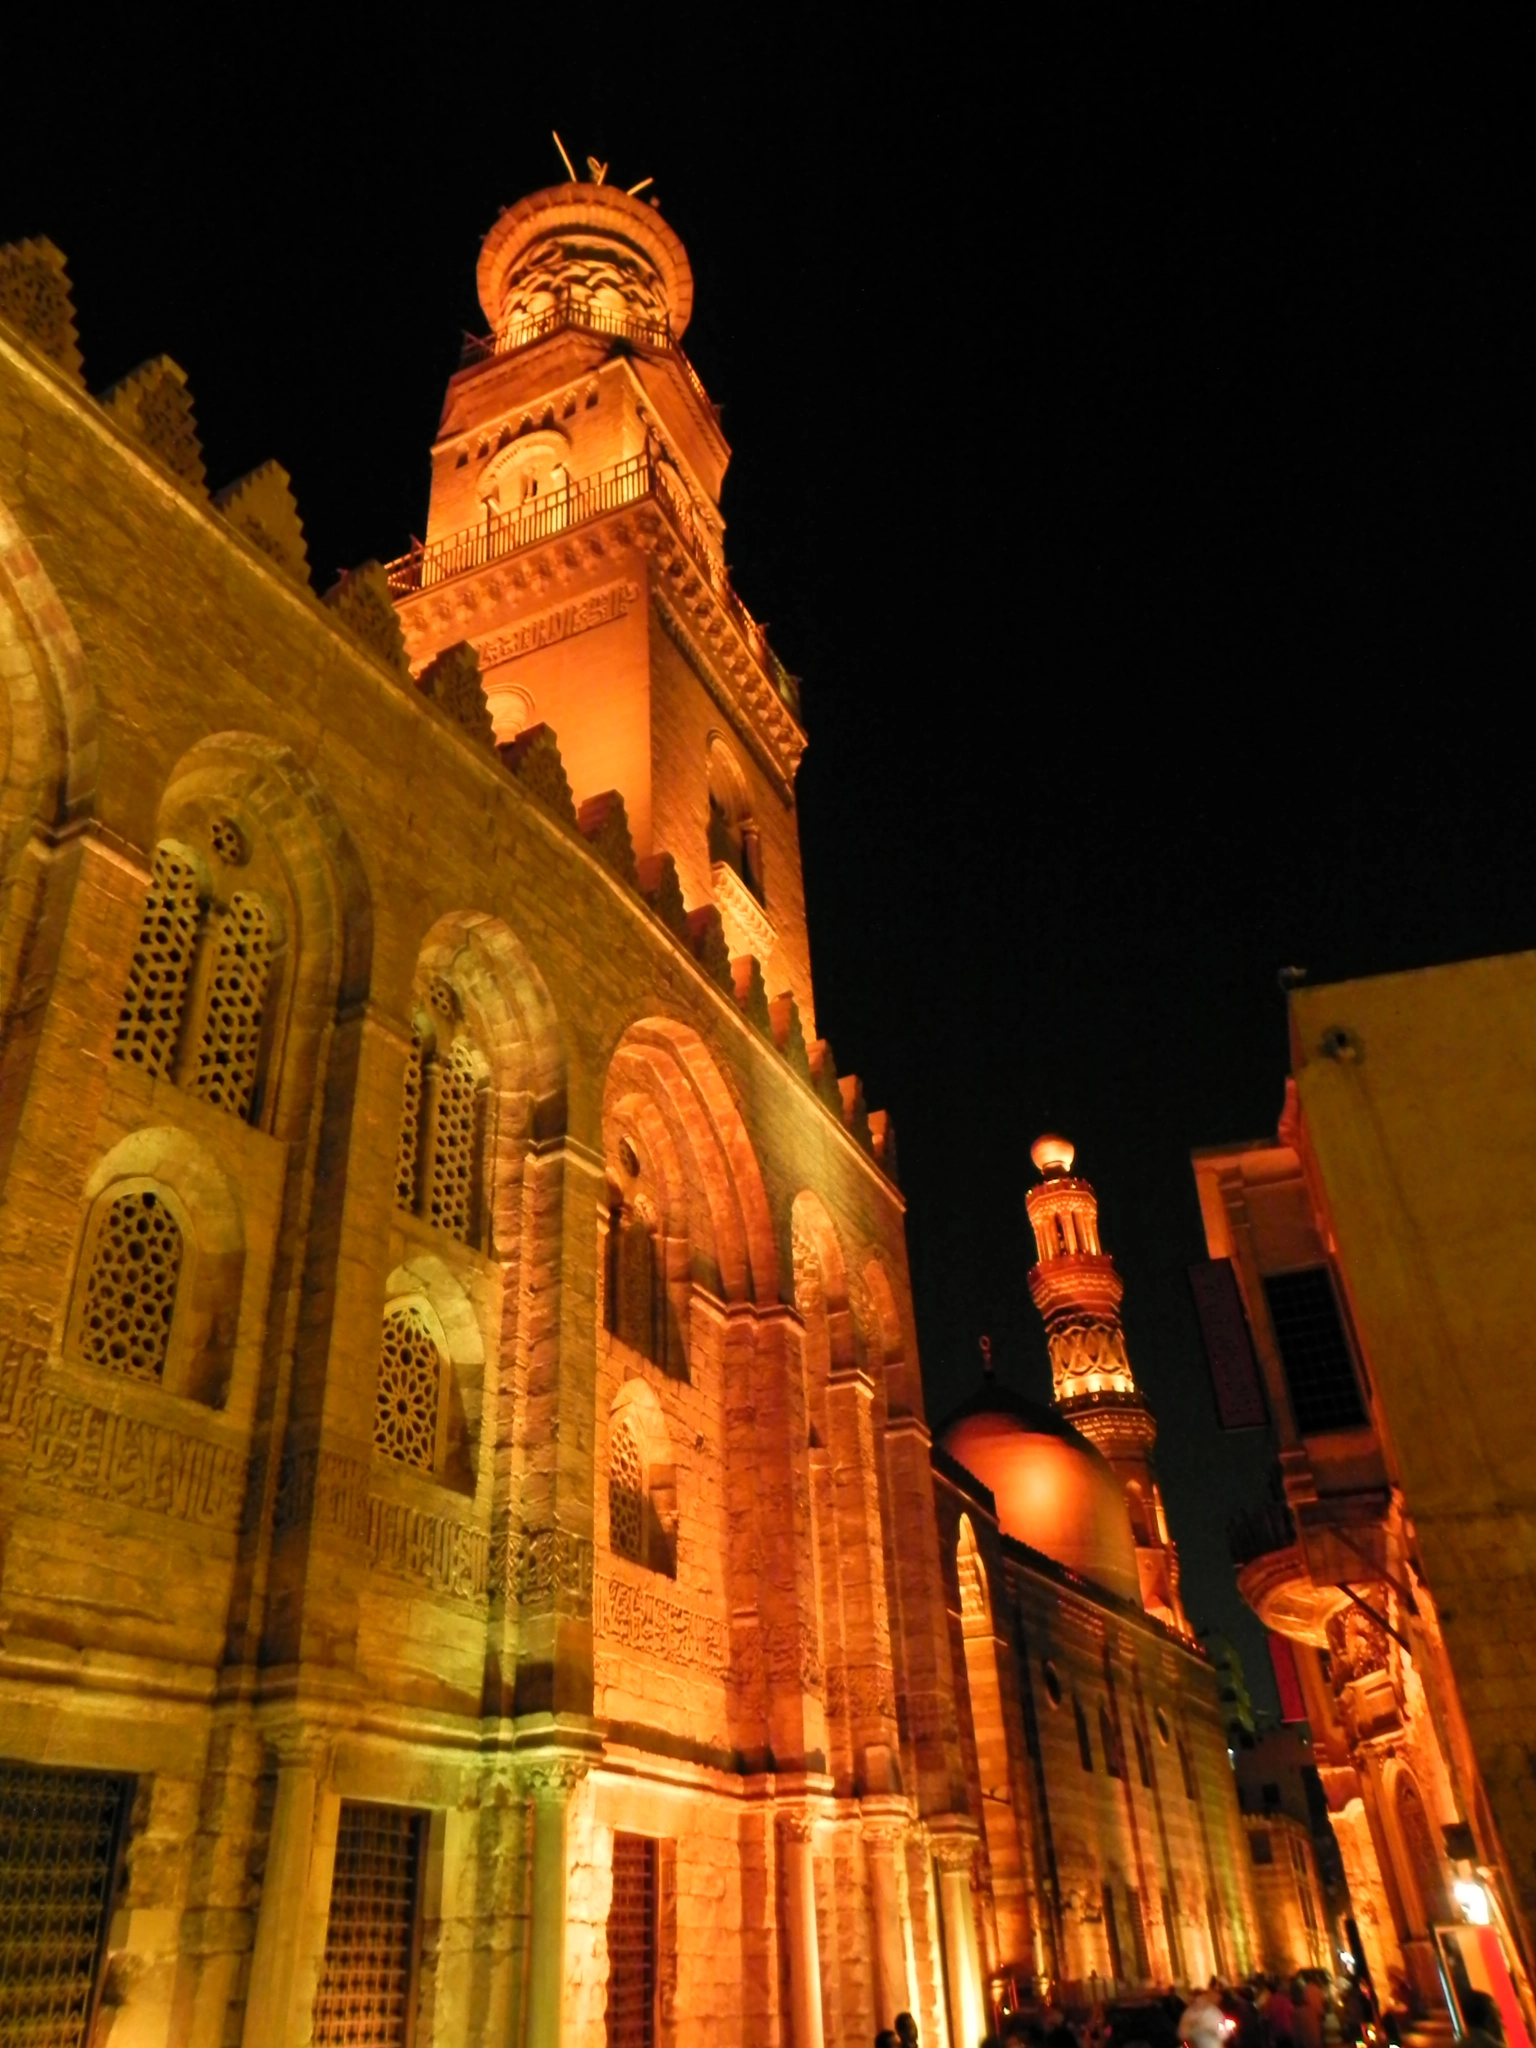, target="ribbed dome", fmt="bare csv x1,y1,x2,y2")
939,1385,1142,1607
